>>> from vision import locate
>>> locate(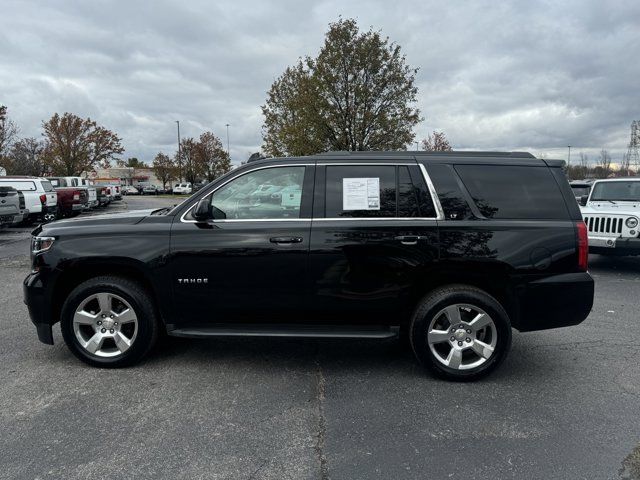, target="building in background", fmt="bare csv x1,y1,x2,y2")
86,167,162,187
